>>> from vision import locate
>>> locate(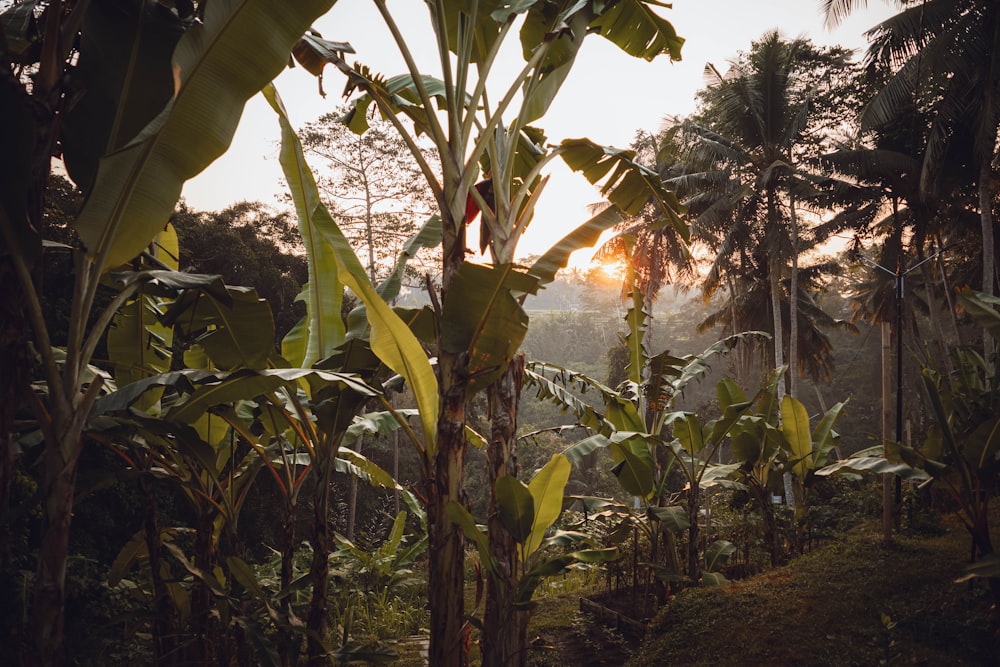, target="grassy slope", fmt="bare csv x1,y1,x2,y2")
625,518,998,666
